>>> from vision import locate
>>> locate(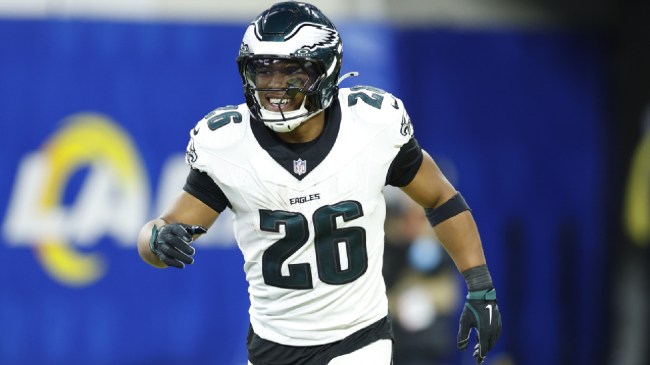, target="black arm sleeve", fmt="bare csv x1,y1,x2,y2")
183,168,231,213
385,137,424,187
